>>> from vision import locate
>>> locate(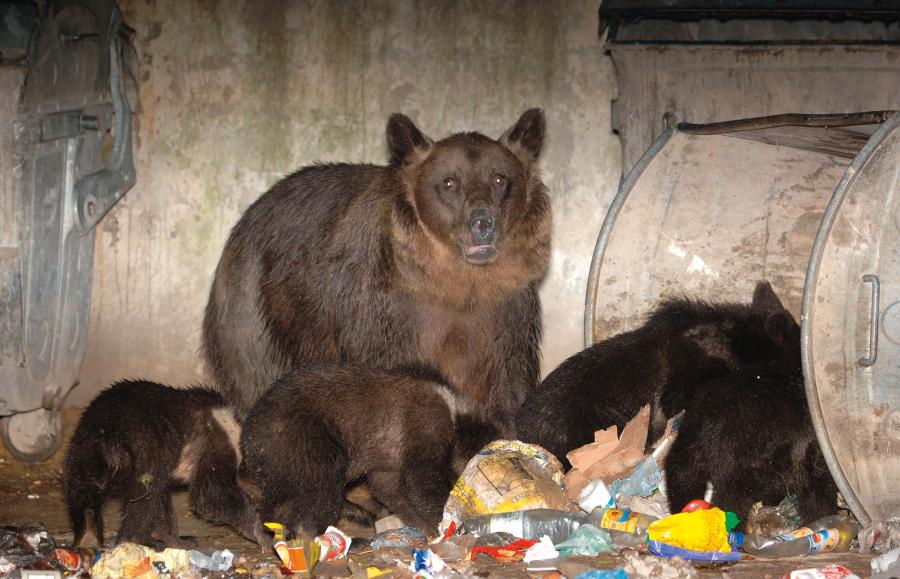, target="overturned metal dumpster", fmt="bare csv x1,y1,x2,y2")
585,111,900,526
